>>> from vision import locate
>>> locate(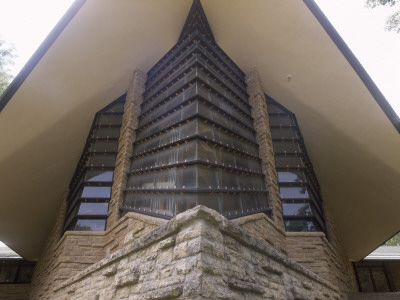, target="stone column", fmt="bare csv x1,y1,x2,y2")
246,70,285,231
107,69,146,228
